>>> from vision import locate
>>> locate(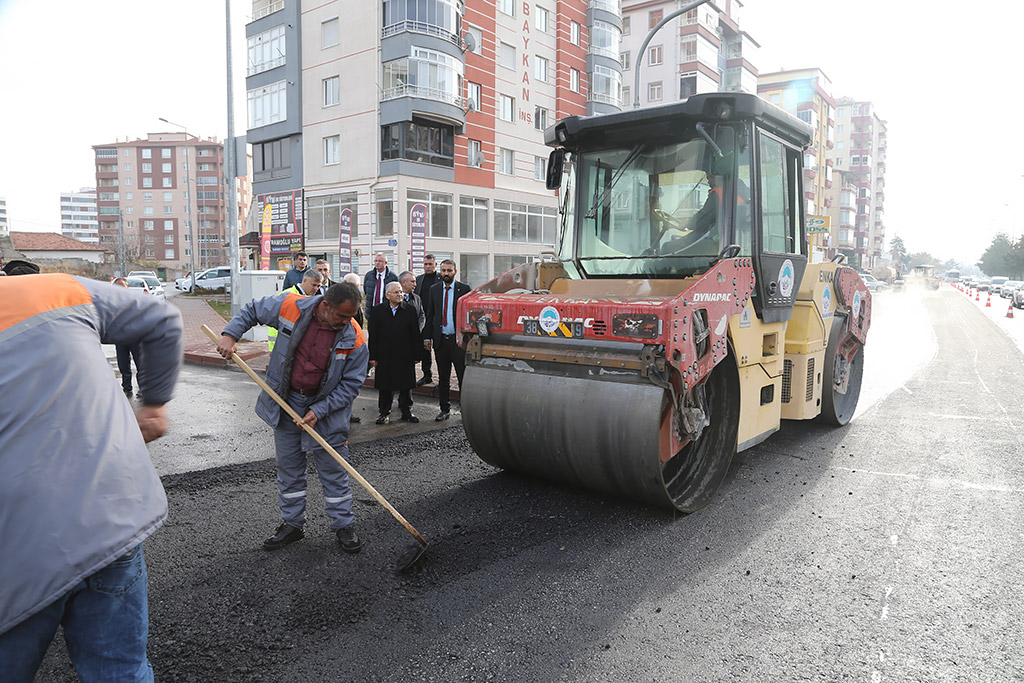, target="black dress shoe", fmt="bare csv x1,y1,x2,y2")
435,411,450,421
336,526,362,553
263,523,304,551
376,414,390,425
415,376,432,386
123,388,133,398
400,413,420,423
350,415,361,423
